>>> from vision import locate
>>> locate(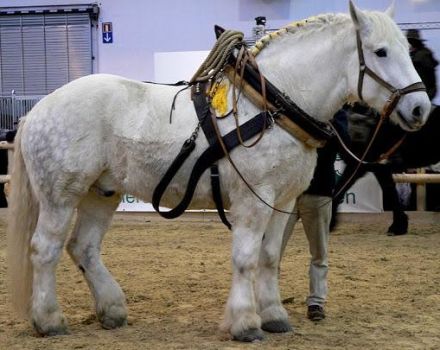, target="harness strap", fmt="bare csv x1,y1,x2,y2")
224,66,325,148
192,83,232,229
228,54,334,143
152,112,268,221
210,164,231,230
